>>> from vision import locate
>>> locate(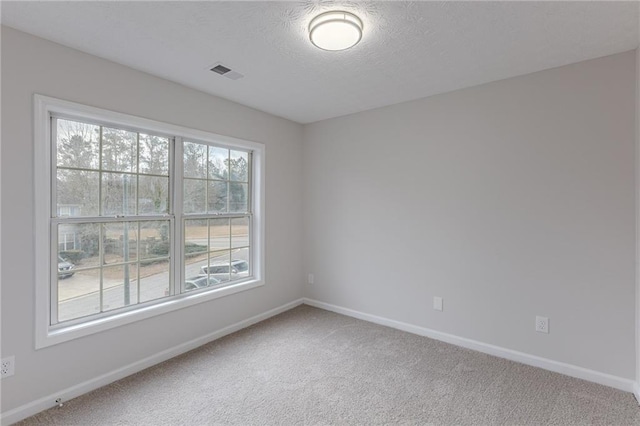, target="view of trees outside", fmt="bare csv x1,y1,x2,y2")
183,141,249,213
54,119,251,324
56,119,170,217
